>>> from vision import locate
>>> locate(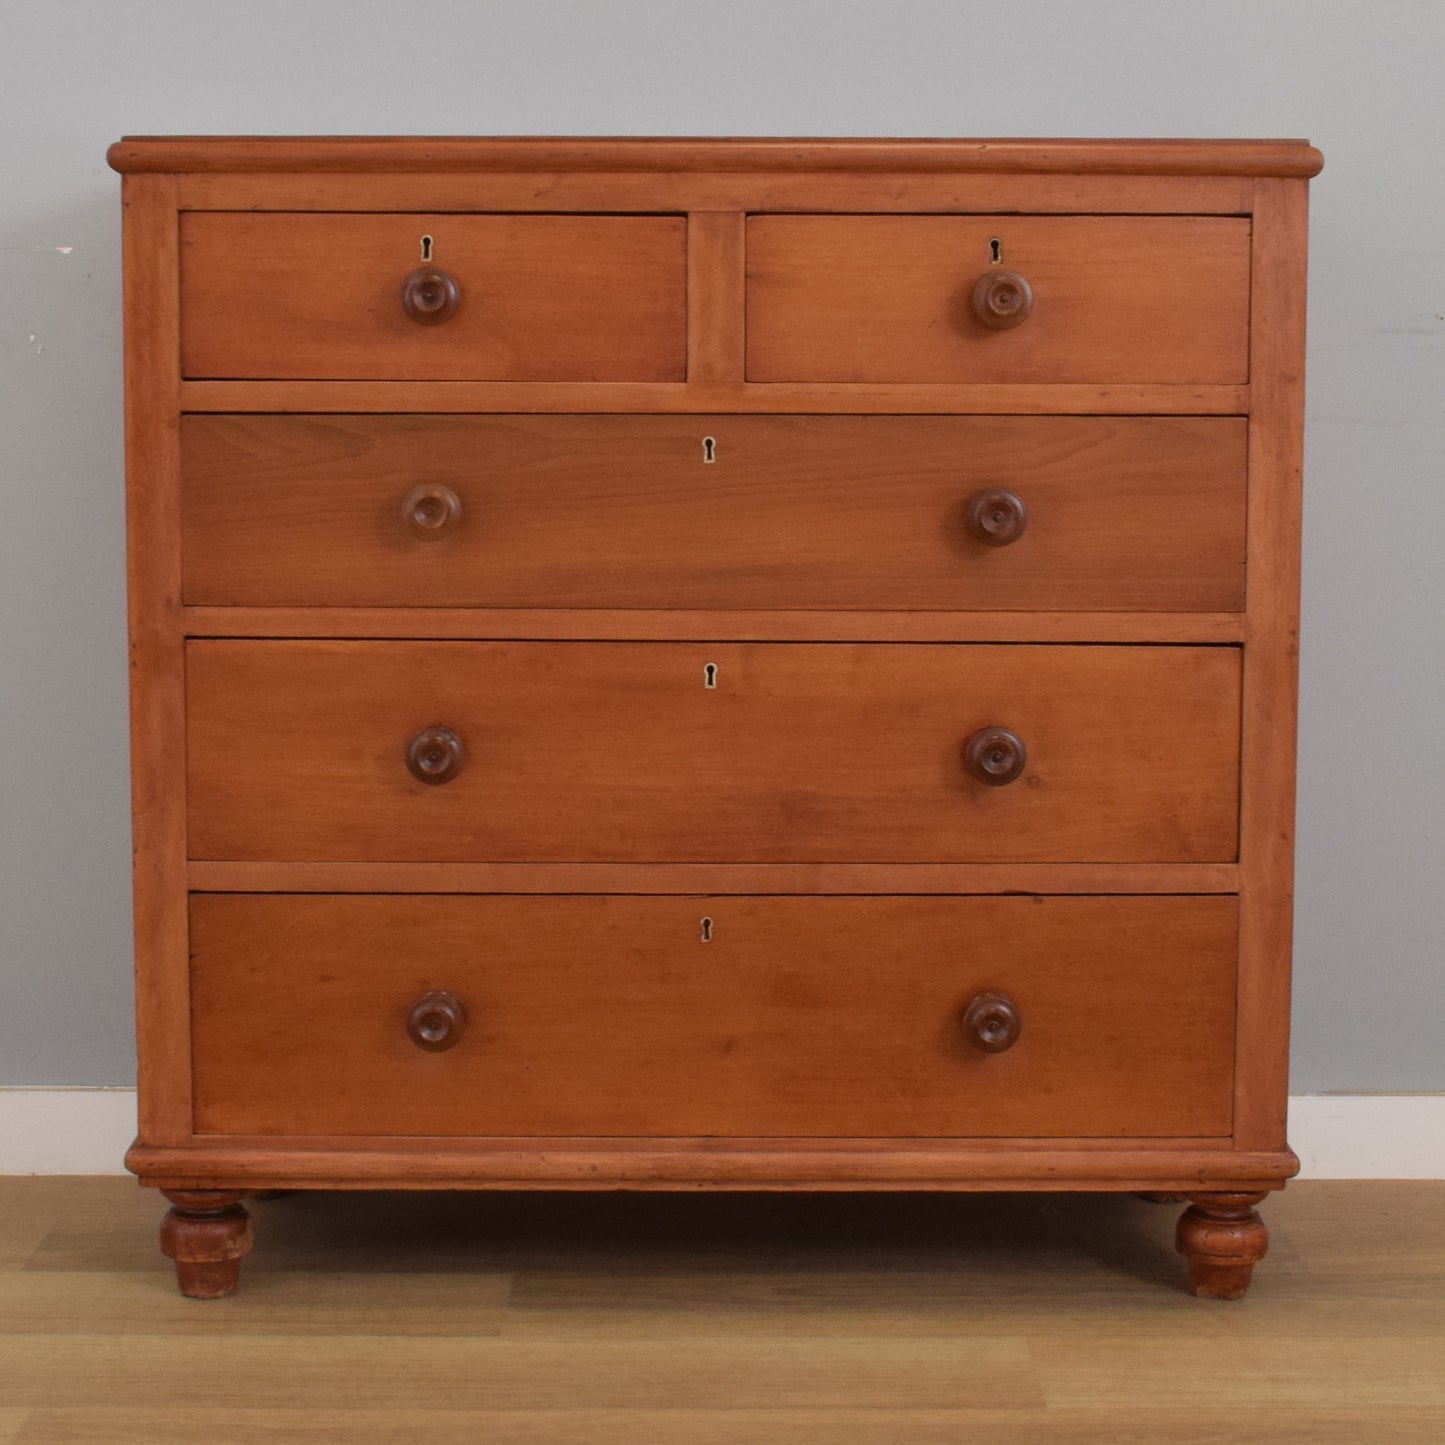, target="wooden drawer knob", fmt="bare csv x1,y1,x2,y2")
963,991,1021,1053
402,484,462,540
965,488,1028,547
963,726,1027,786
970,268,1033,330
401,266,461,325
407,990,467,1052
406,726,466,785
